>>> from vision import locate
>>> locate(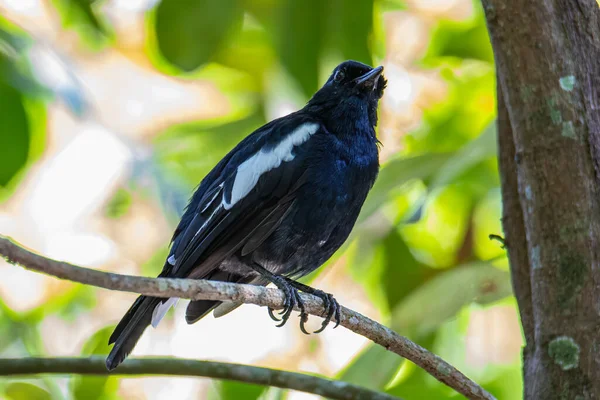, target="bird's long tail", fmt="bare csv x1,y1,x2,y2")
106,295,162,371
106,295,221,371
